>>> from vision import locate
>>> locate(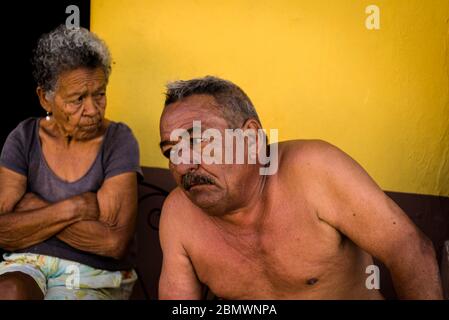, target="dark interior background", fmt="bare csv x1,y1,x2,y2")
0,0,91,150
